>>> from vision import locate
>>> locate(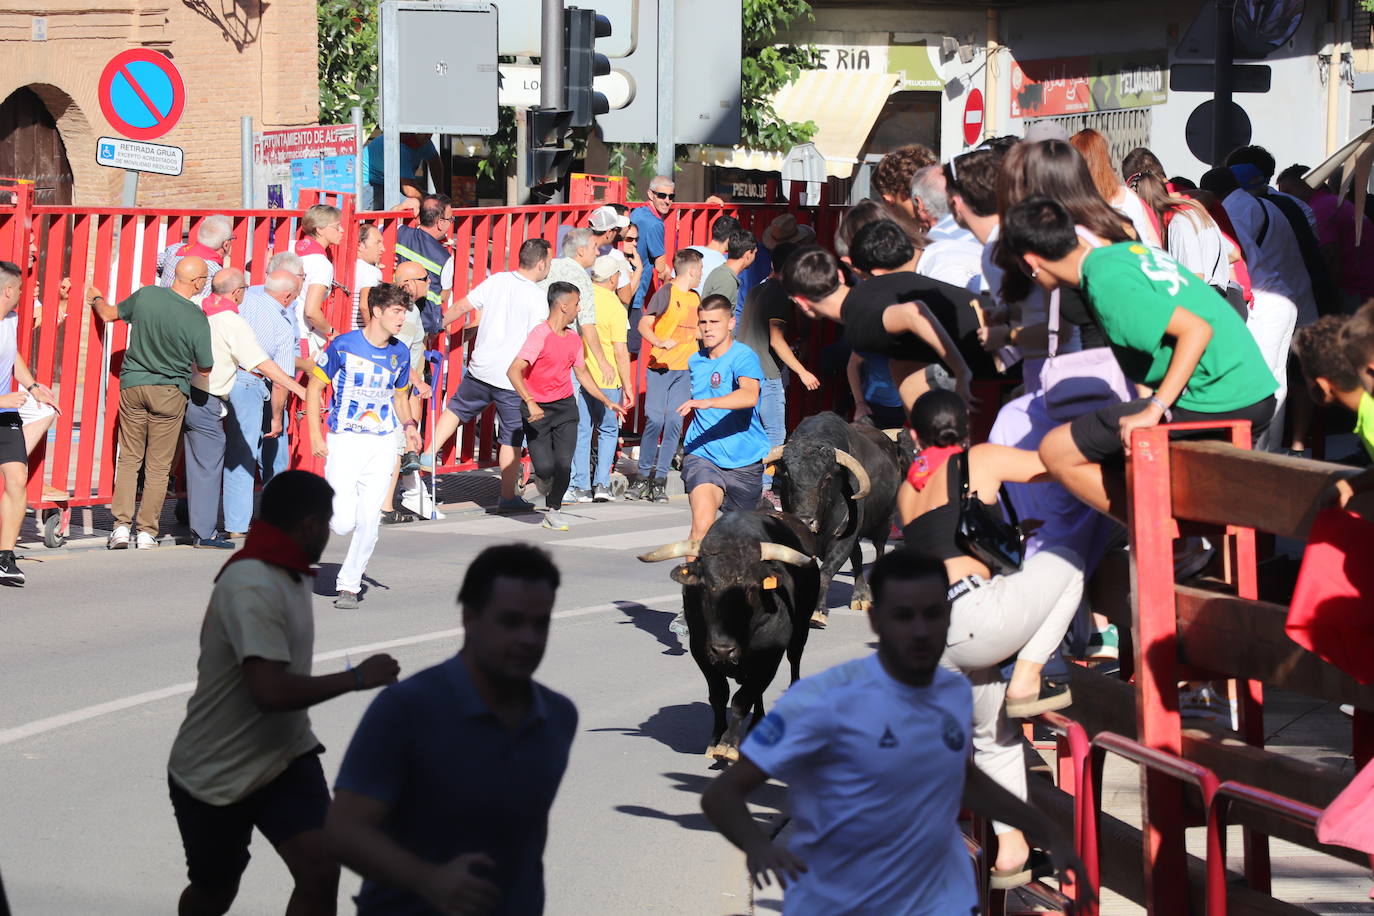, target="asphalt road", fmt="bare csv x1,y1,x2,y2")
0,493,877,915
